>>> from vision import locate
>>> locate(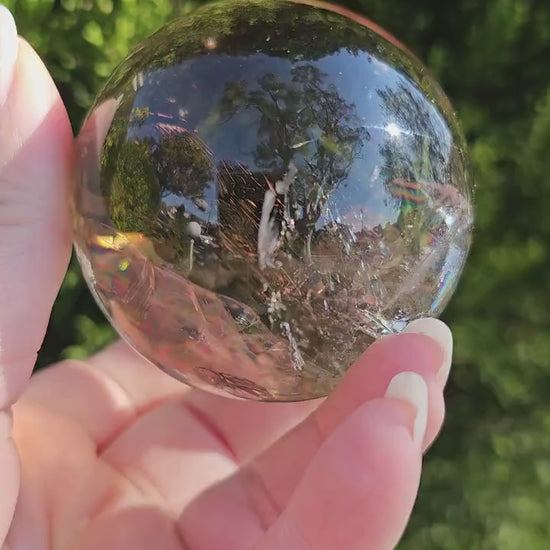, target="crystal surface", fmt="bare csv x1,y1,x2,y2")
73,0,473,401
